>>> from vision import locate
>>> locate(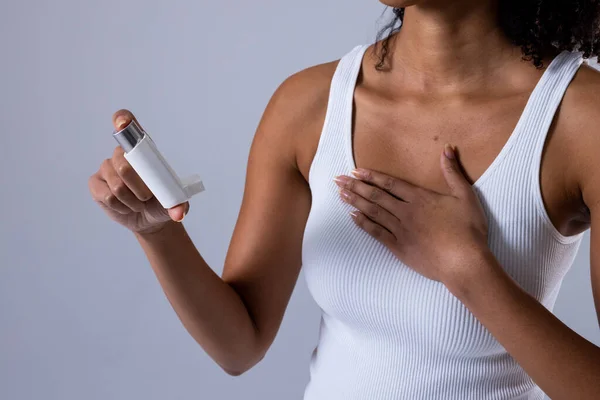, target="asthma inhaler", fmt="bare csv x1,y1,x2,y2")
113,119,205,209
